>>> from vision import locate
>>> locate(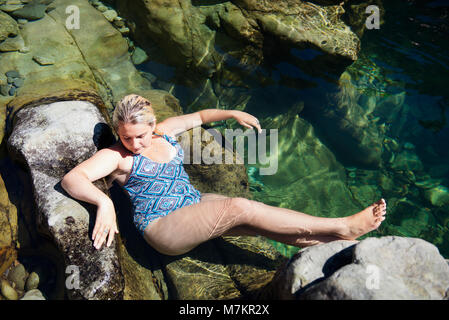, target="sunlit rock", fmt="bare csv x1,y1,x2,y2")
272,236,449,299
8,99,123,300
